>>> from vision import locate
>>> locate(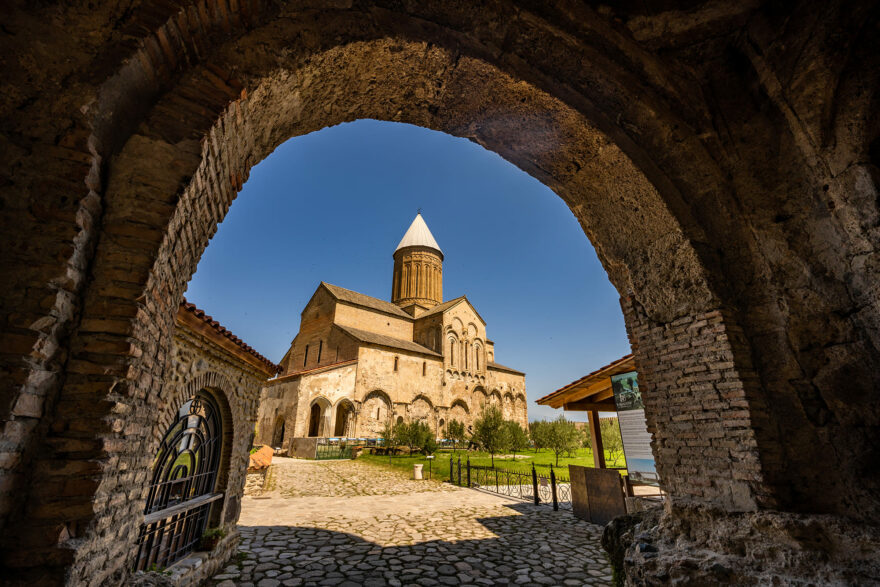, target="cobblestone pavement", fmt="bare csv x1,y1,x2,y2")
210,458,612,586
267,458,460,498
